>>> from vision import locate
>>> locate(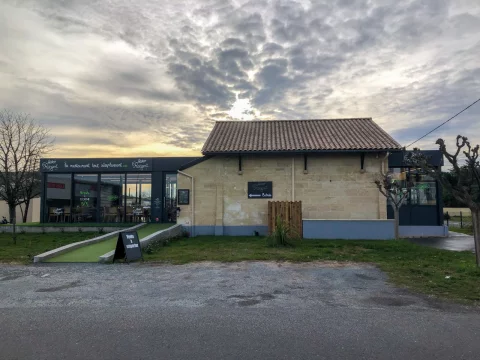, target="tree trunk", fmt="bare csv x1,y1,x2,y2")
394,207,400,240
22,199,30,223
472,208,480,267
8,205,16,245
